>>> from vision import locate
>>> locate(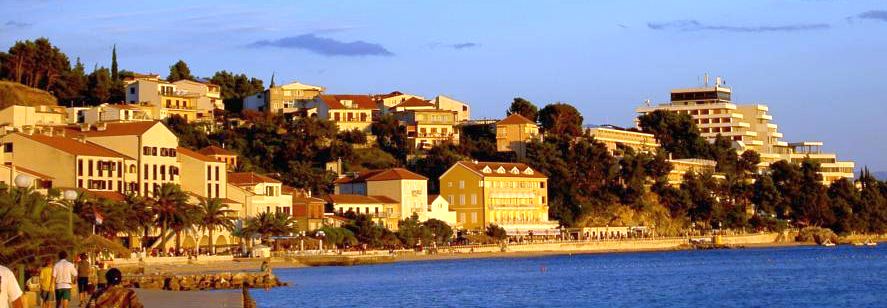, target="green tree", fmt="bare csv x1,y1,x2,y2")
245,212,297,245
208,70,264,112
411,144,467,193
167,59,194,82
423,219,454,245
371,114,409,160
197,198,236,254
538,103,584,137
111,44,119,82
637,110,711,159
0,186,77,268
87,66,112,104
507,97,539,122
0,38,71,91
485,224,507,241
